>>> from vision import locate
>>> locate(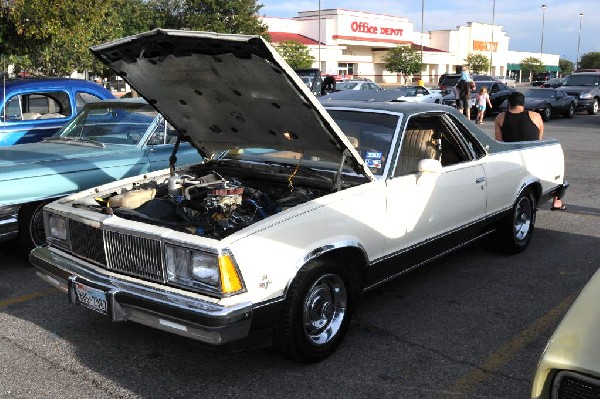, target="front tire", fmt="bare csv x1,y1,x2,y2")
564,103,575,118
588,98,599,115
17,201,49,256
542,105,552,122
276,259,355,362
496,188,536,254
